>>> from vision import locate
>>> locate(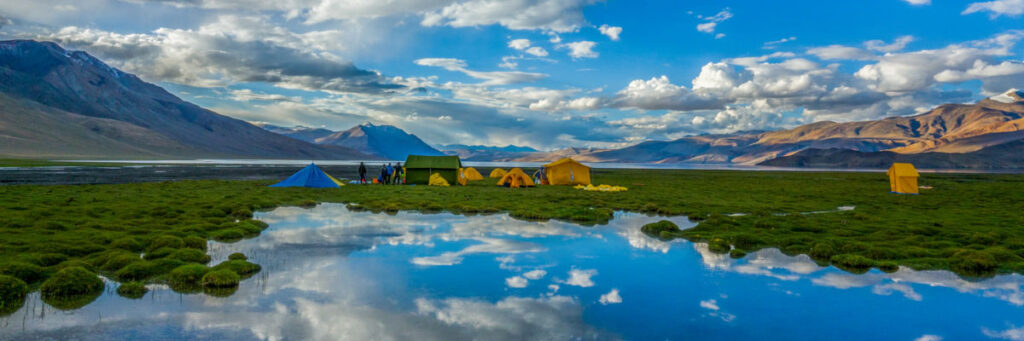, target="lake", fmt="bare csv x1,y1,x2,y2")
2,204,1022,340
